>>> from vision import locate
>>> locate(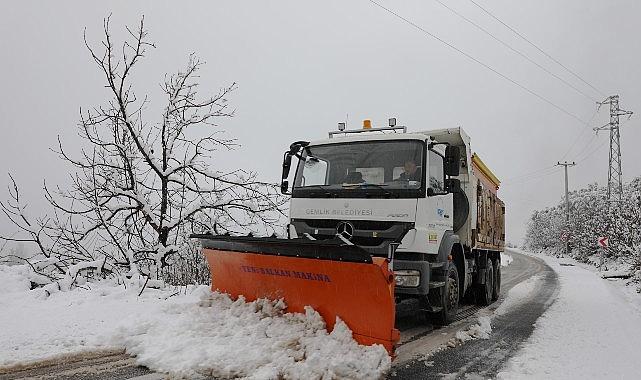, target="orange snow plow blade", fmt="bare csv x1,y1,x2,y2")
193,235,400,355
